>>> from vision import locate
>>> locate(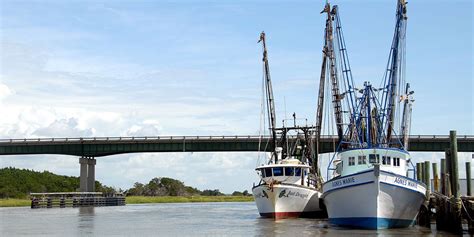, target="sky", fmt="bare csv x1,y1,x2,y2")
0,0,472,193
